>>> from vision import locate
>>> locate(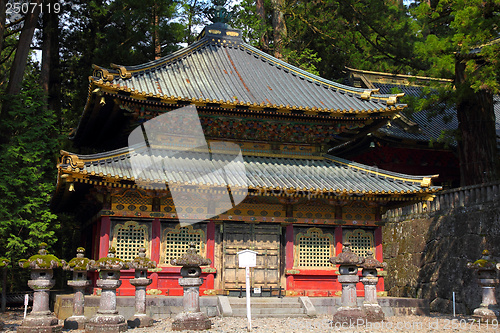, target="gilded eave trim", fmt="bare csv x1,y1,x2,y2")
323,155,439,188
89,79,405,117
57,167,439,201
